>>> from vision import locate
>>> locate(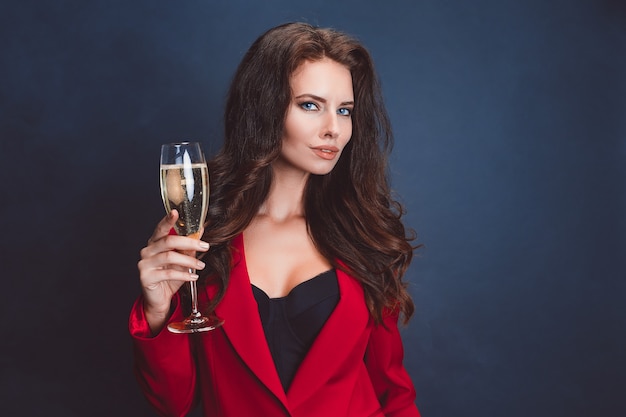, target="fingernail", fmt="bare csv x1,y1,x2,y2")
198,241,209,249
190,273,199,280
196,260,205,269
